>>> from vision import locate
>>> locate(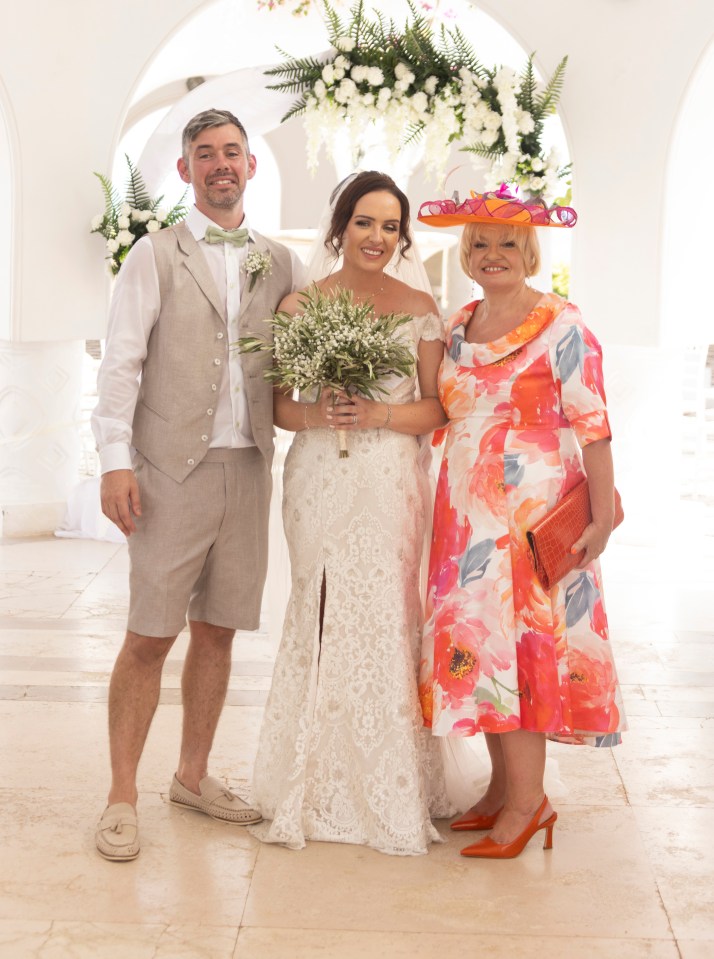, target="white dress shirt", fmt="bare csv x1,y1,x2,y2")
92,206,305,474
